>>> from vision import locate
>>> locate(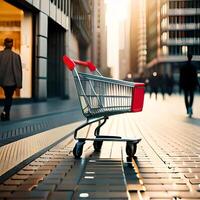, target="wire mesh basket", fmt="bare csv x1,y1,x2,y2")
75,72,139,118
